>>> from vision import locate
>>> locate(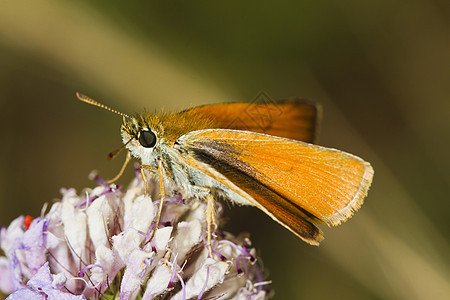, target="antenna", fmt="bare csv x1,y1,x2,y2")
76,92,130,118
